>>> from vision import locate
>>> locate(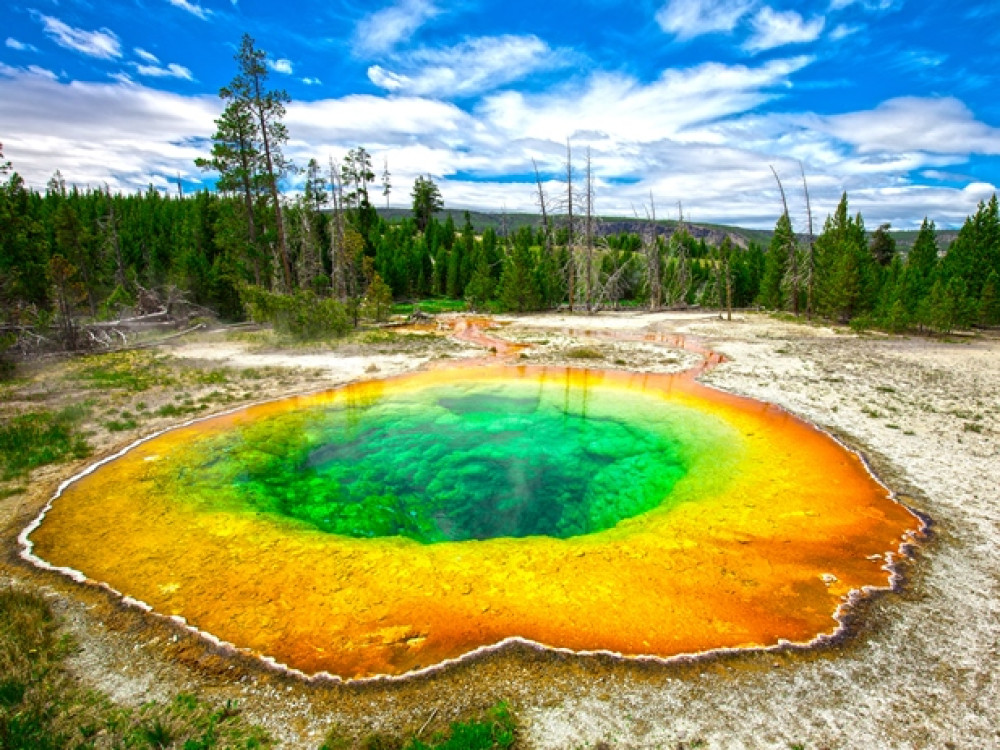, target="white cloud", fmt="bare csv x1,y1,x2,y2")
829,23,861,40
268,58,294,75
818,97,1000,155
25,65,58,80
477,56,813,146
368,35,569,97
1,63,995,229
355,0,439,54
135,47,160,64
744,8,825,52
302,77,322,86
134,62,194,80
6,38,39,52
656,0,755,40
37,15,121,60
0,67,217,193
166,0,212,20
829,0,900,10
